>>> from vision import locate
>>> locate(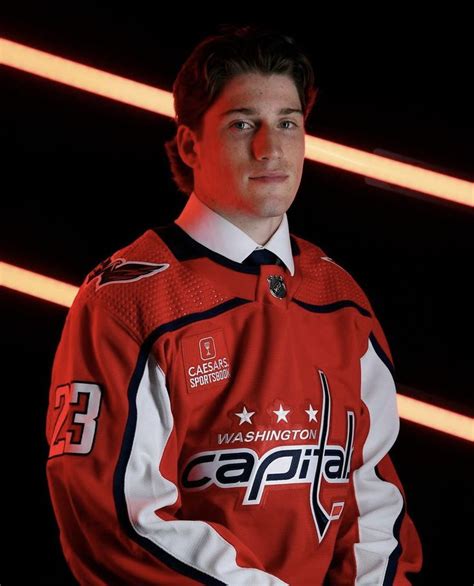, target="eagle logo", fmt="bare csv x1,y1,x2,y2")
86,257,170,289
